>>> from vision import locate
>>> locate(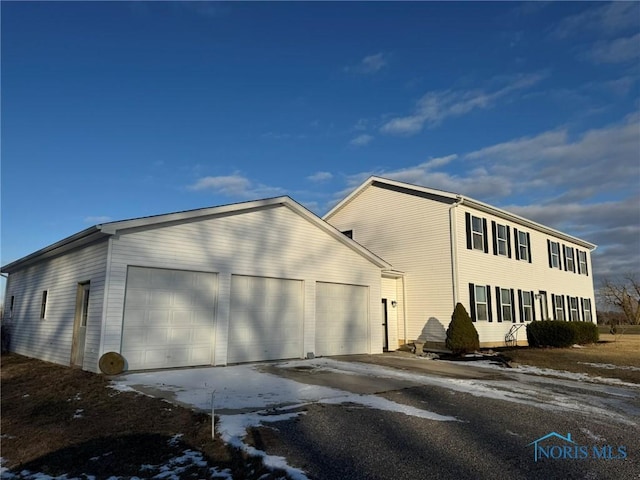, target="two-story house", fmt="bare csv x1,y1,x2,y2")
324,176,597,349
